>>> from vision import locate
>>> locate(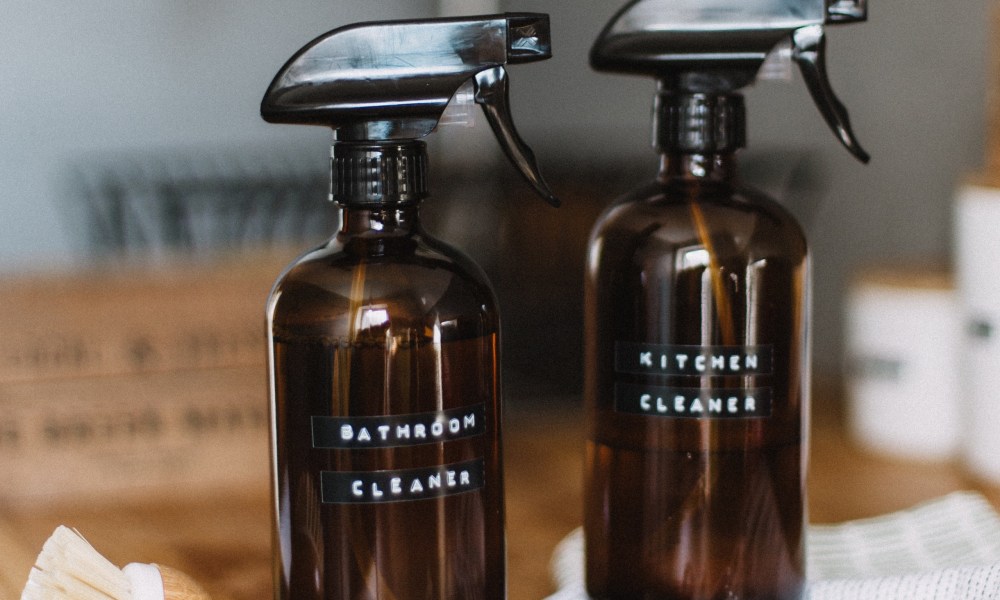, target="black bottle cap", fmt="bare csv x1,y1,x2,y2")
654,93,746,154
332,142,428,206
